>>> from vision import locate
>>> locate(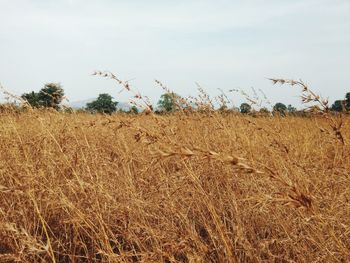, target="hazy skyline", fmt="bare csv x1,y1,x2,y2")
1,0,349,107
